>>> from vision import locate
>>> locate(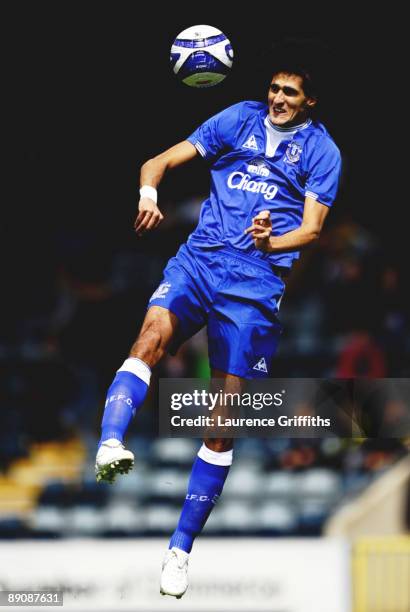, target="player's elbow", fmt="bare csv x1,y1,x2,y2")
141,156,166,174
302,223,321,244
310,228,321,242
